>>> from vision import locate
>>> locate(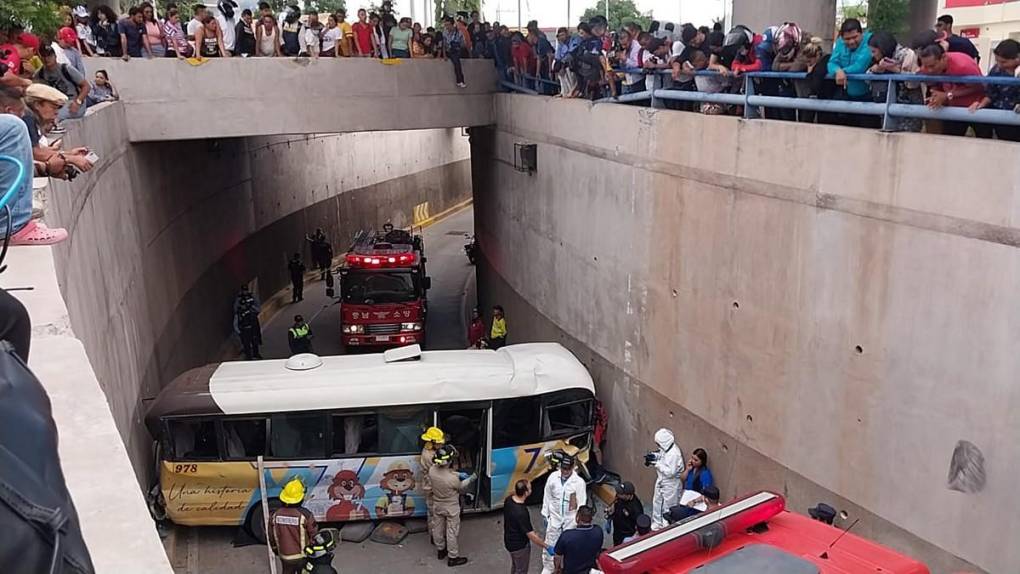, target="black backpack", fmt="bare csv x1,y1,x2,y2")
0,343,95,574
570,38,603,80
